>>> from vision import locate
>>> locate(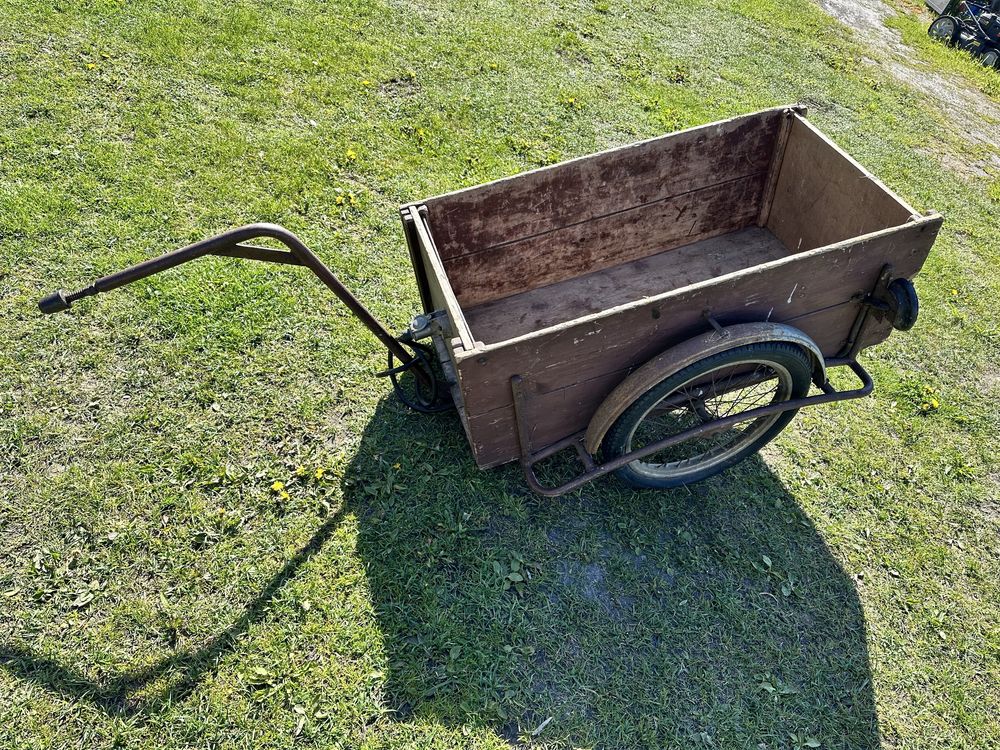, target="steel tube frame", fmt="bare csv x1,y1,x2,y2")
513,360,874,497
39,223,424,381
